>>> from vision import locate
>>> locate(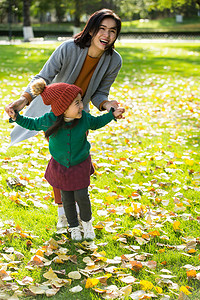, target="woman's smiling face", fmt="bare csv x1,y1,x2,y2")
89,18,117,57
